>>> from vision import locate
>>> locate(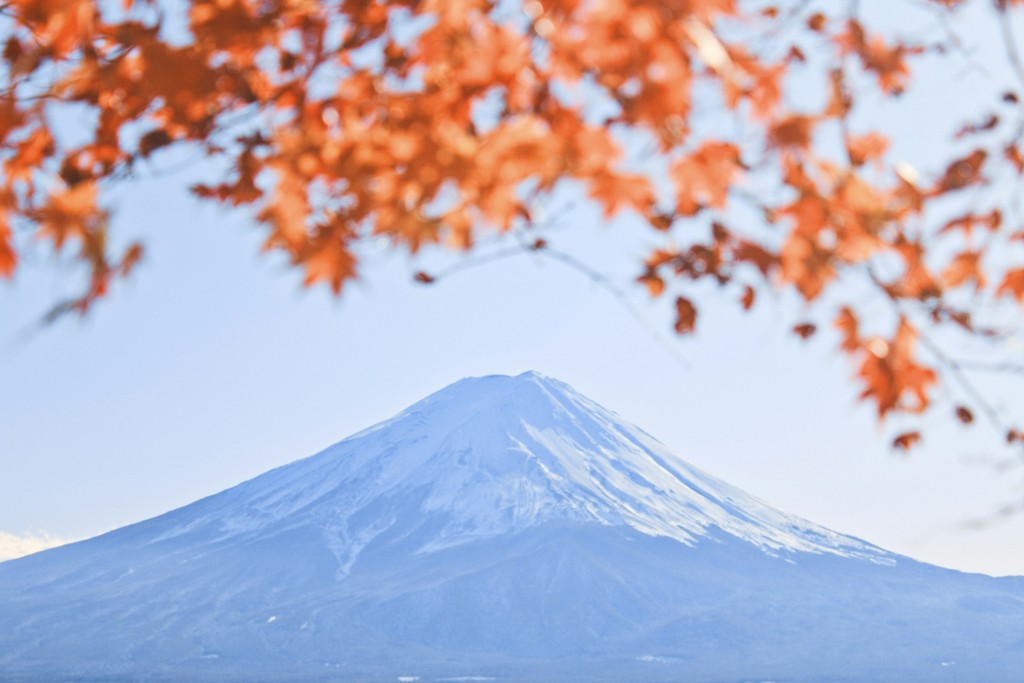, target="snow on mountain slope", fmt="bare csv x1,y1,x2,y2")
142,371,888,567
3,372,1024,683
